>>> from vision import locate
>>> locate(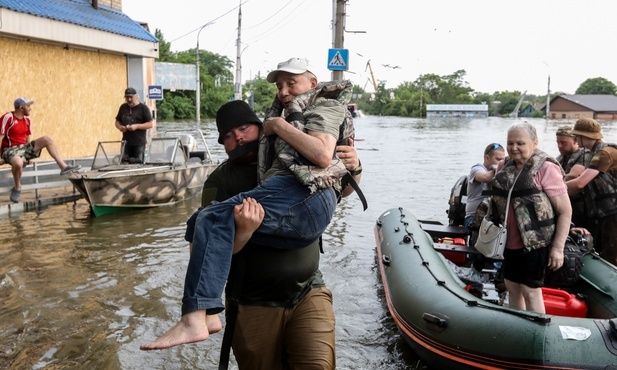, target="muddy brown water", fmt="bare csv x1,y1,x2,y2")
1,117,614,369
